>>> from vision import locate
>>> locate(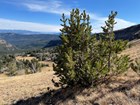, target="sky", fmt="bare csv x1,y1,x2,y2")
0,0,139,33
